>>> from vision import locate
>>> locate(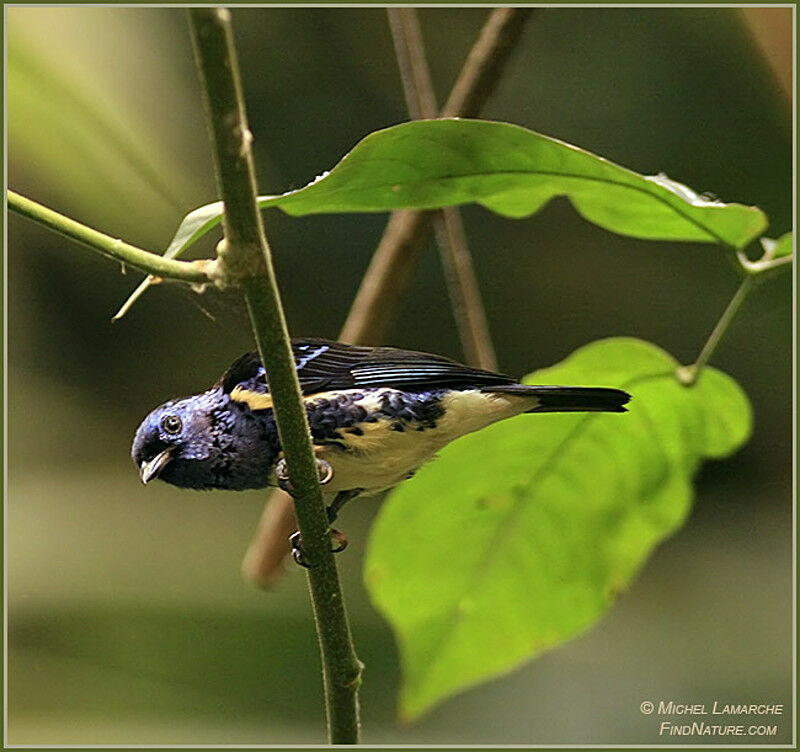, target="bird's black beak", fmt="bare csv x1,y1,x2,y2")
139,448,174,484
